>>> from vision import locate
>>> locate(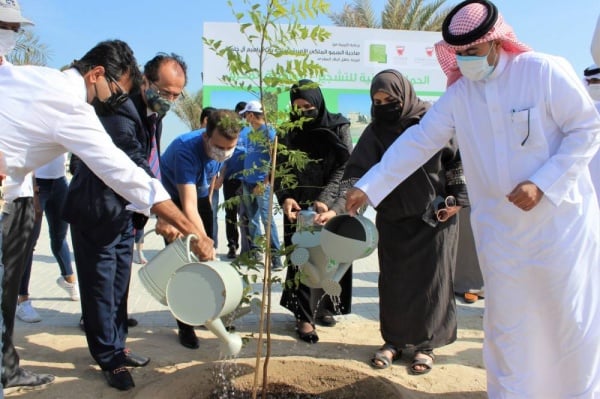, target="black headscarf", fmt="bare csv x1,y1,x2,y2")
369,69,430,144
289,79,350,131
287,79,351,165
